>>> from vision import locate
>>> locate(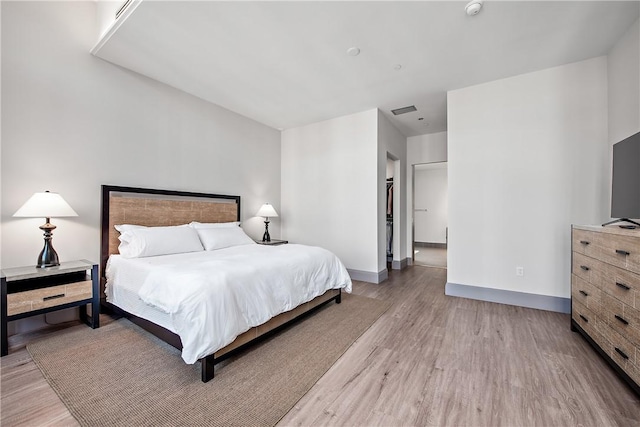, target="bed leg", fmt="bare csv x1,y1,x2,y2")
201,355,215,382
336,289,342,304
